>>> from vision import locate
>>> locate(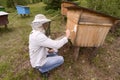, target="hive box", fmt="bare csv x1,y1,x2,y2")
0,11,9,28
16,5,30,16
66,6,120,47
